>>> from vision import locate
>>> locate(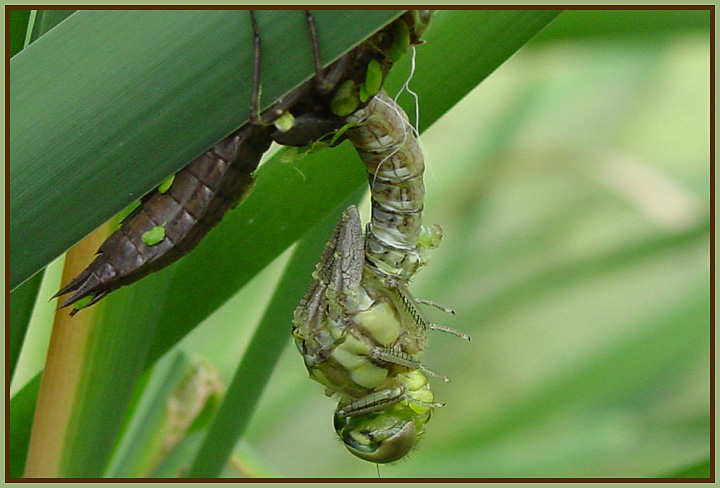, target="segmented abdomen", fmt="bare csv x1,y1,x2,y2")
345,90,431,281
54,125,272,311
